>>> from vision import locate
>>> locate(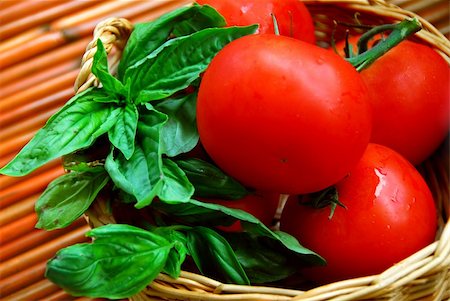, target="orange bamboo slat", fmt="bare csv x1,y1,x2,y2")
0,218,87,262
0,261,47,297
0,87,74,128
2,278,65,301
0,109,59,149
0,133,37,166
0,0,101,40
45,289,76,301
0,60,79,98
0,165,64,209
0,27,51,53
0,69,78,113
0,0,30,10
0,31,76,70
0,0,65,27
51,0,146,30
0,224,90,279
0,159,61,191
0,193,39,227
0,37,88,85
0,213,38,245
